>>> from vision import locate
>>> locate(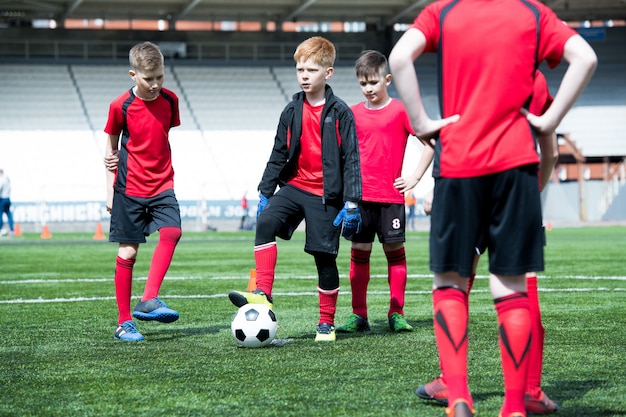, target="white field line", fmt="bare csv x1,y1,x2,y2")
2,273,626,285
0,274,624,304
2,288,625,305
